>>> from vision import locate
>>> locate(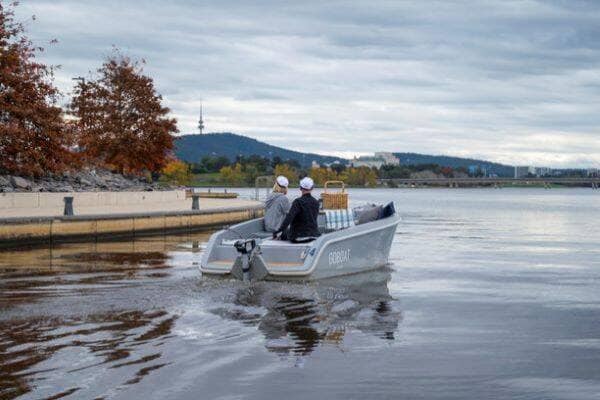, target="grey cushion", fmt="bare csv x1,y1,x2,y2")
357,205,382,224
